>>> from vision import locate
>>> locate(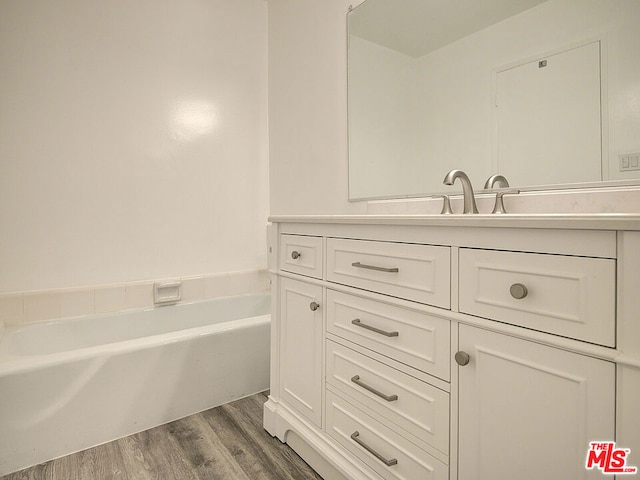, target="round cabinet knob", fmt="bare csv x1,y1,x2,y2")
455,351,471,366
510,283,528,300
291,251,301,260
309,302,320,312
